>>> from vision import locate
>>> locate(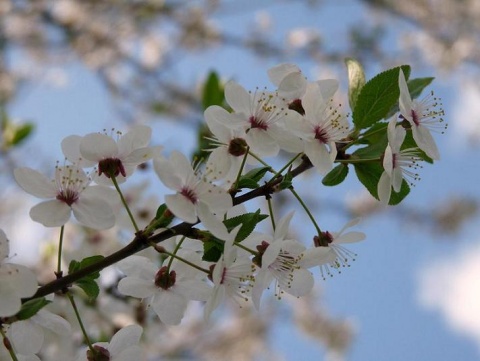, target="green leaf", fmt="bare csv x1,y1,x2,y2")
202,71,224,110
203,238,224,262
278,170,293,190
15,298,51,321
223,209,268,242
408,77,434,100
353,65,410,129
68,255,104,301
76,279,100,301
236,166,271,189
322,164,349,186
345,58,366,110
354,161,410,205
353,130,388,159
152,203,174,229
